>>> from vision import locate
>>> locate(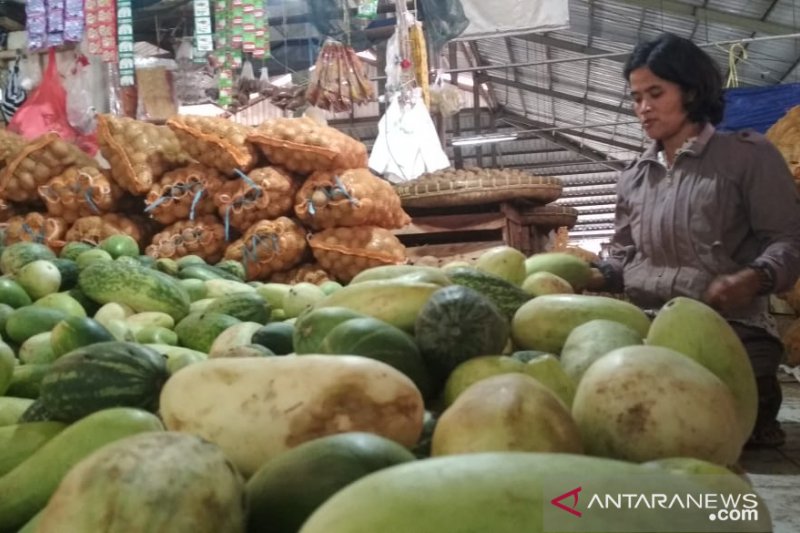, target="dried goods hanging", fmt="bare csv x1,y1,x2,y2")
117,1,135,87
193,0,215,56
84,0,118,62
306,38,375,113
26,0,84,50
214,0,237,107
